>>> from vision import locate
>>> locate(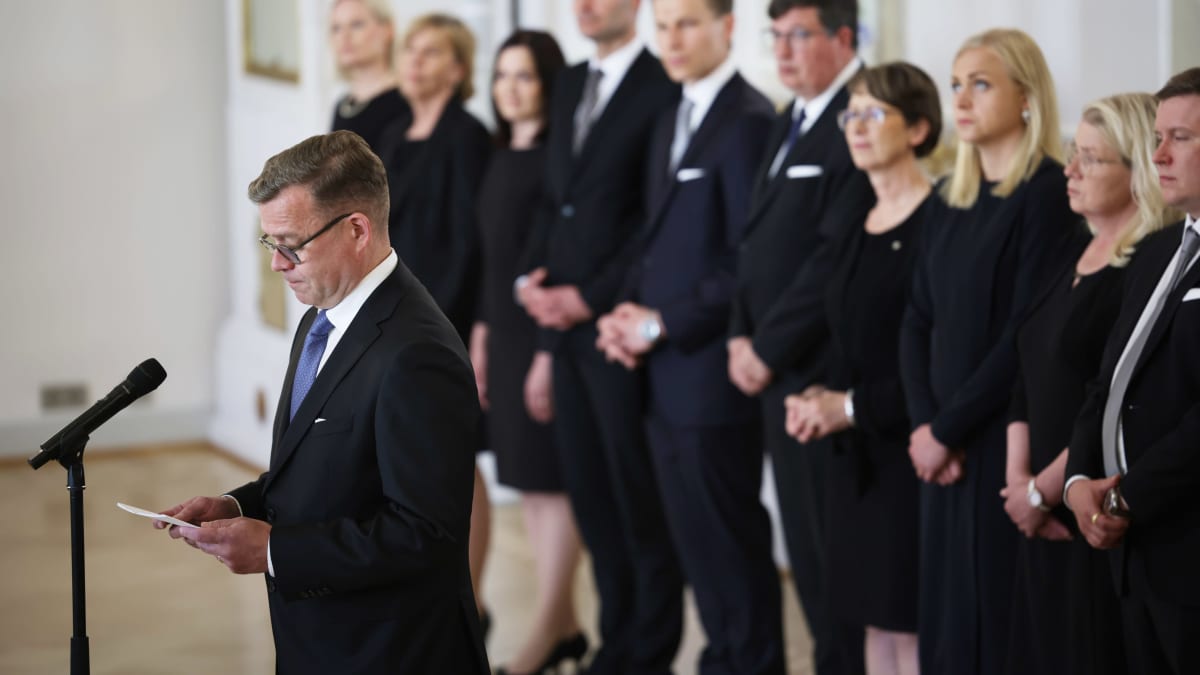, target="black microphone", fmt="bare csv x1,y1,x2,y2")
28,359,167,469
